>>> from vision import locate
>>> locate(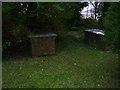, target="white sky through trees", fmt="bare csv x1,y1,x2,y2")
20,2,95,19
81,2,94,18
